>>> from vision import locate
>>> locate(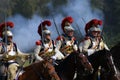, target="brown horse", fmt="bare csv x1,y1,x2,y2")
17,60,60,80
17,51,93,80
